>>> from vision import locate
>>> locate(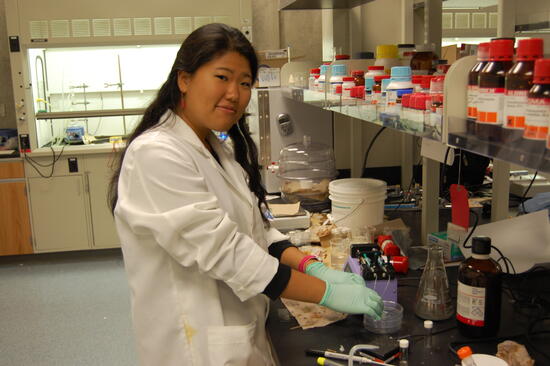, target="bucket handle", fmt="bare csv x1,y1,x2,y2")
333,198,365,224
